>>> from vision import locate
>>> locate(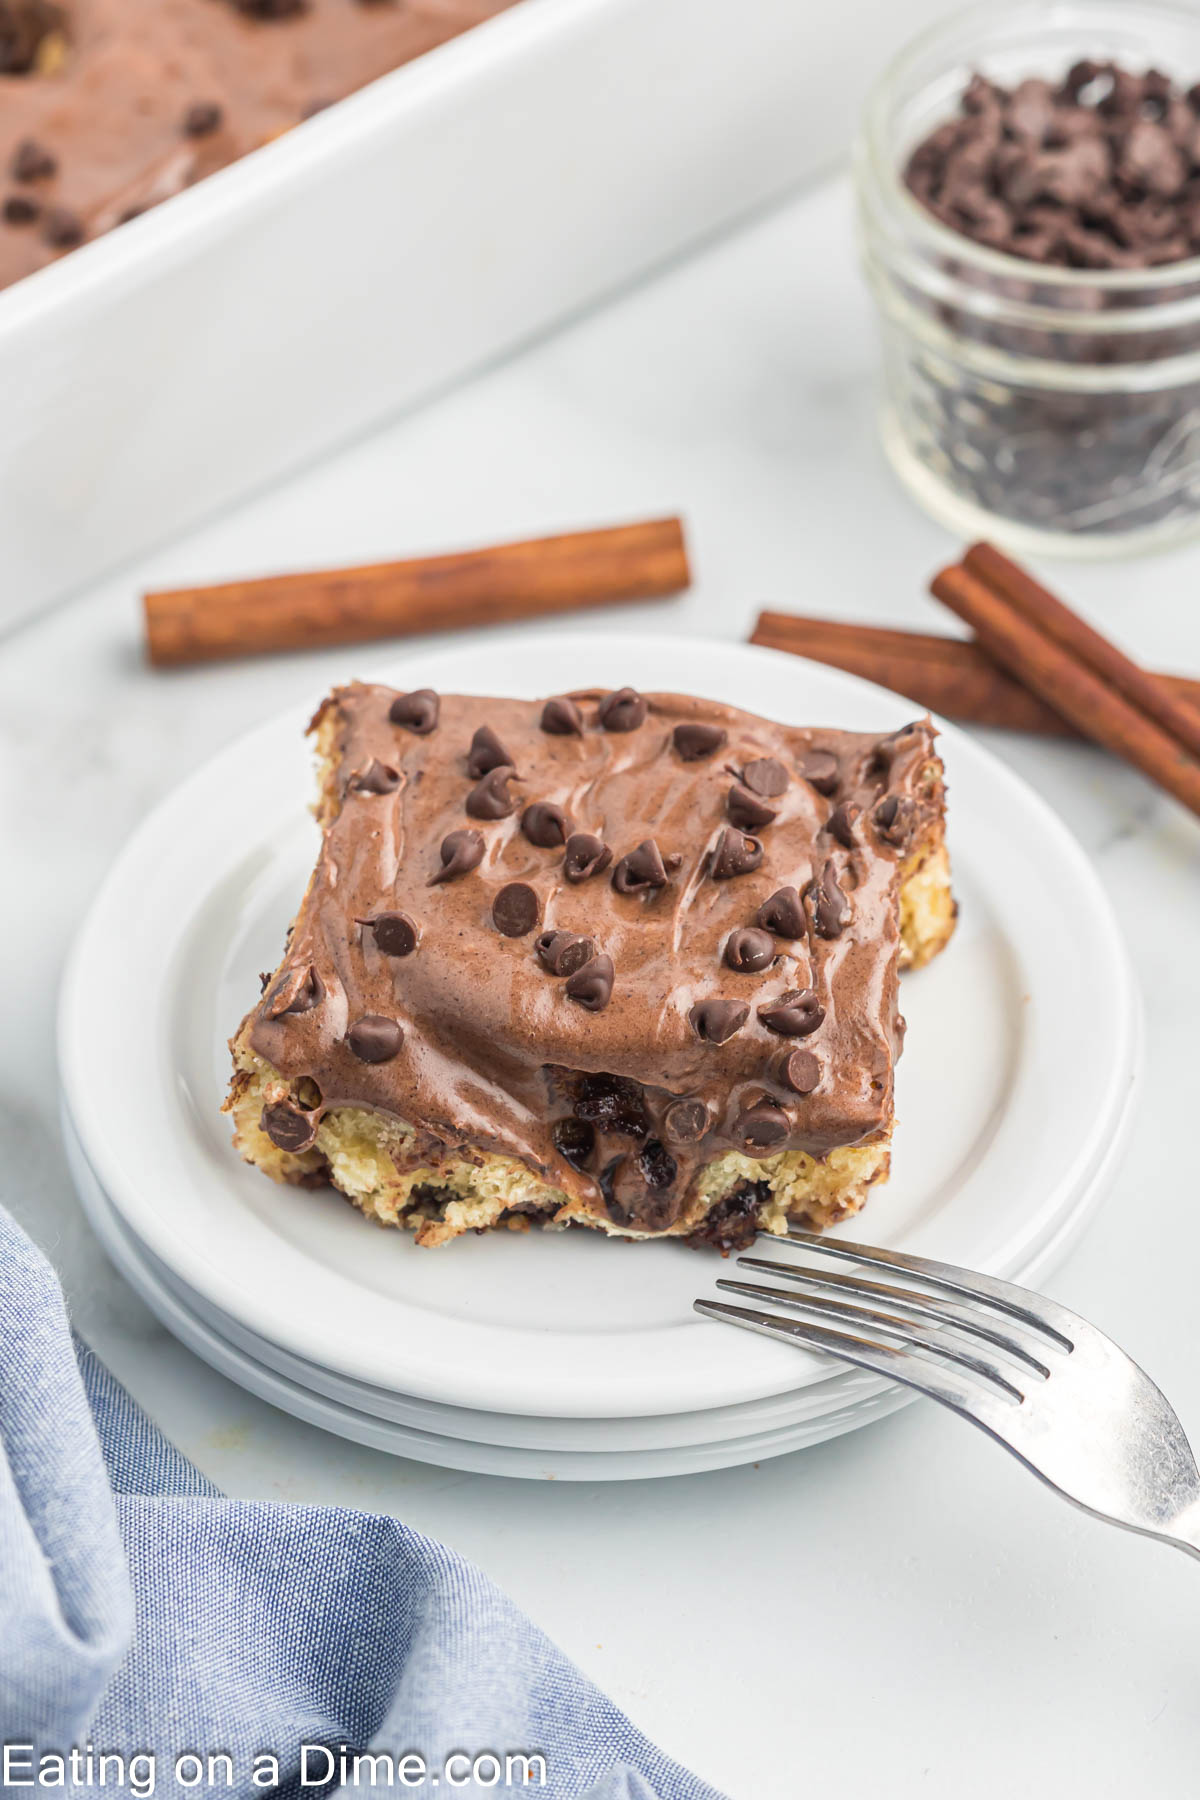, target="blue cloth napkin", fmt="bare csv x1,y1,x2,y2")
0,1206,724,1800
